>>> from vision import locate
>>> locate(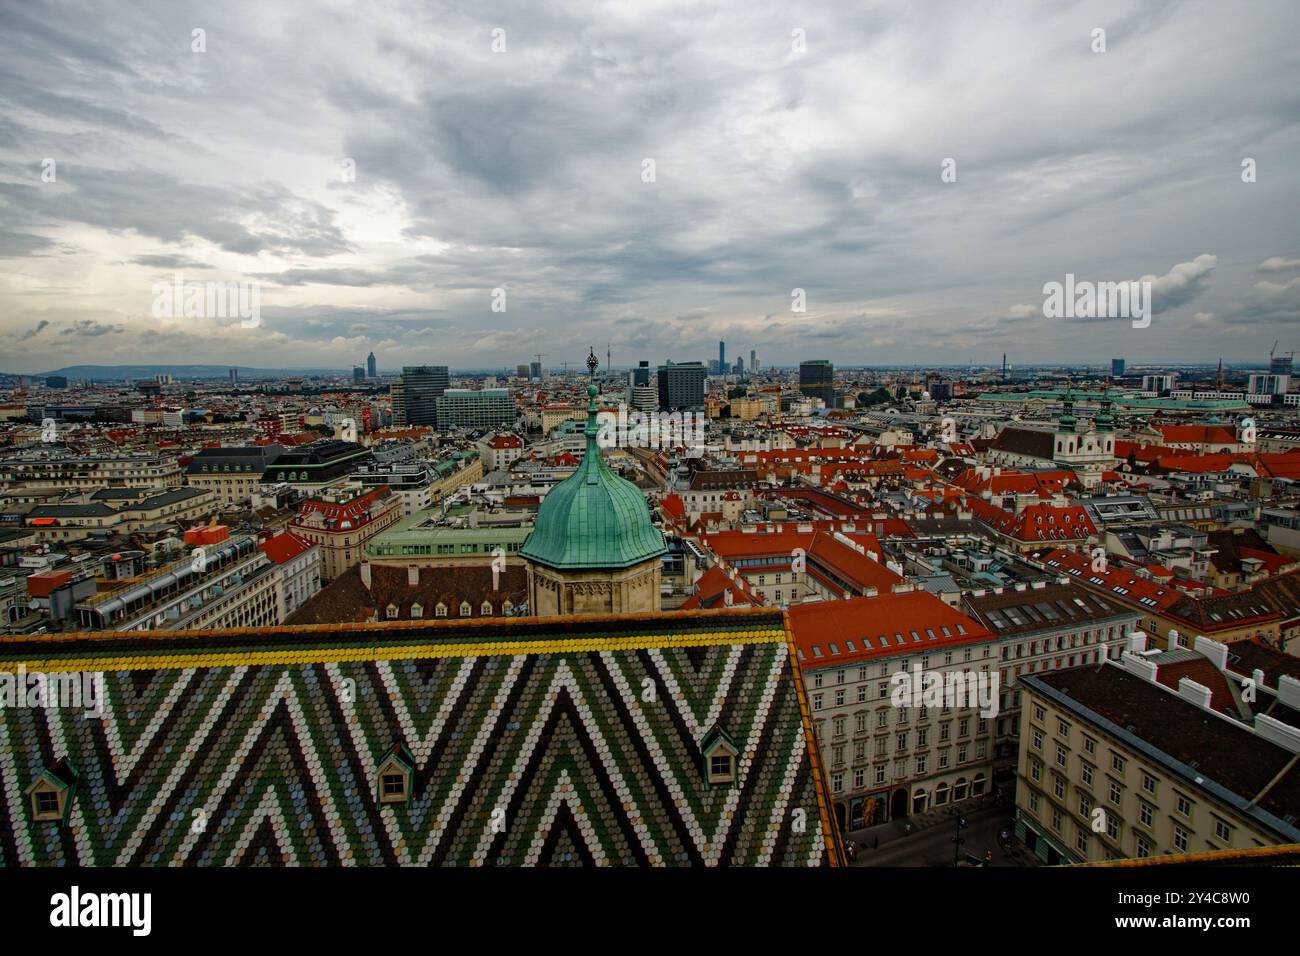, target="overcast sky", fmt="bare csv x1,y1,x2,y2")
1,0,1297,374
